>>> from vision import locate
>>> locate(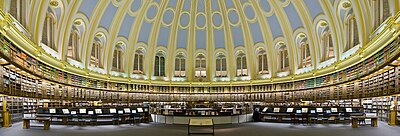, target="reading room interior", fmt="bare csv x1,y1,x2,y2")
1,0,400,136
